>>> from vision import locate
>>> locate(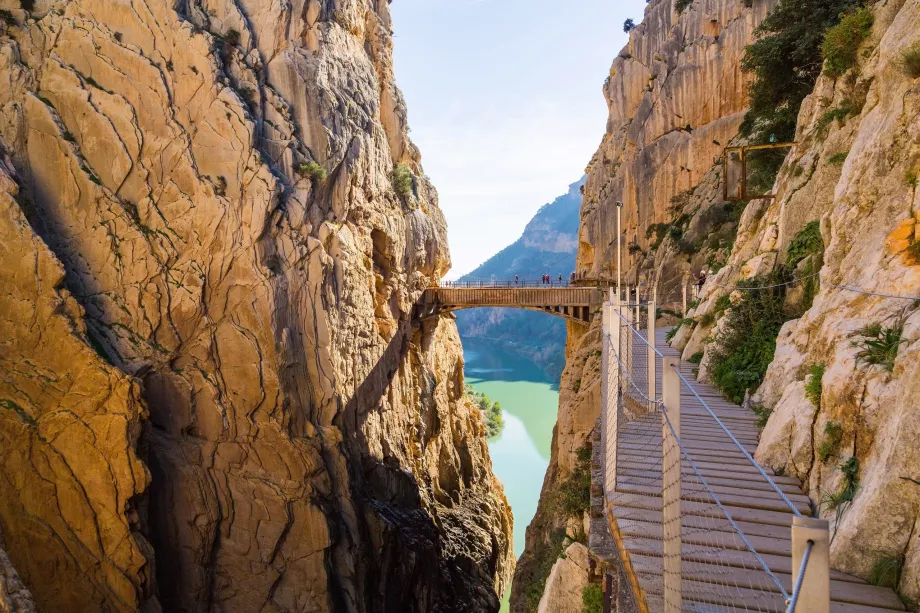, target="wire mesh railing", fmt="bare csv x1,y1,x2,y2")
600,294,830,613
